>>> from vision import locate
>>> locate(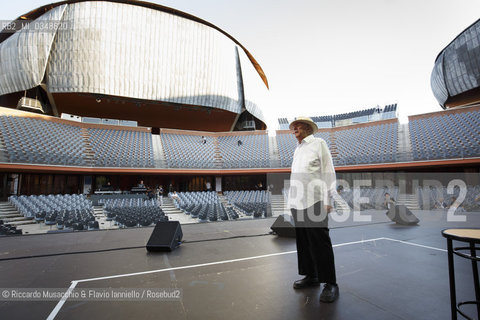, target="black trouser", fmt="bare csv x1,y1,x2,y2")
291,202,336,284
